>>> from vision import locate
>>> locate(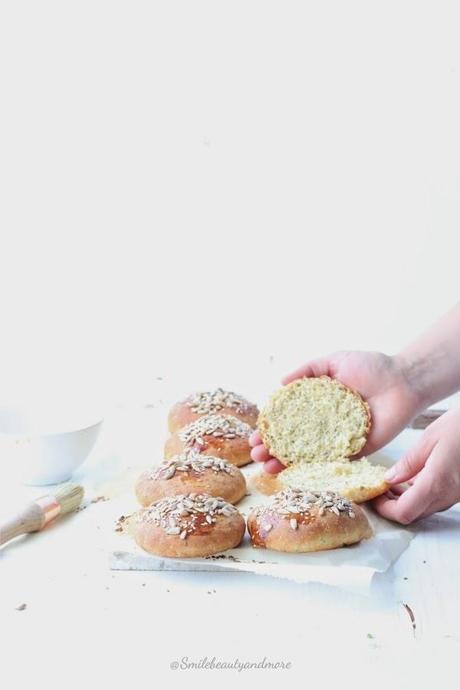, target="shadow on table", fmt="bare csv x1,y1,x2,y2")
404,511,460,536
